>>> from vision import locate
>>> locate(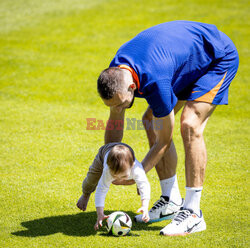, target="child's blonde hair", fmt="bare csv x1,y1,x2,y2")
107,144,135,175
